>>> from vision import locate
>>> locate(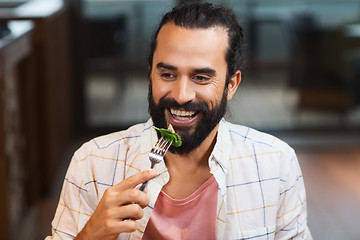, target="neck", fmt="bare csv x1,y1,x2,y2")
165,124,219,169
161,124,219,199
